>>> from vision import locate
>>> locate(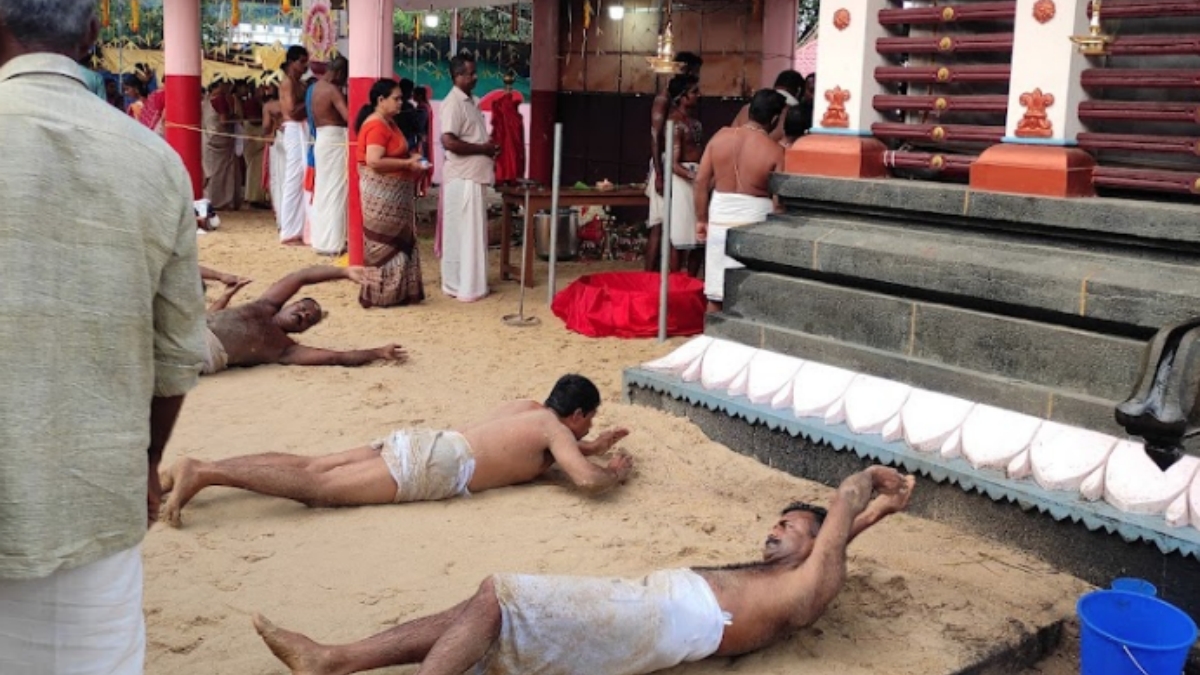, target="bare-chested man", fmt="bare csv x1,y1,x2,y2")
310,55,350,255
695,89,787,312
277,45,310,244
731,69,804,142
199,264,407,376
665,74,705,276
251,465,914,675
644,52,702,272
159,374,632,526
